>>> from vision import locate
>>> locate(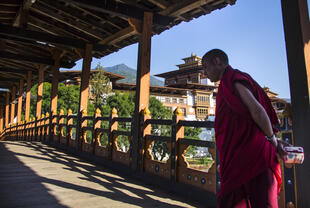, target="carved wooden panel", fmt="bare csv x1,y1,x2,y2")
94,146,109,158
112,150,130,166
144,159,170,180
82,142,93,153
